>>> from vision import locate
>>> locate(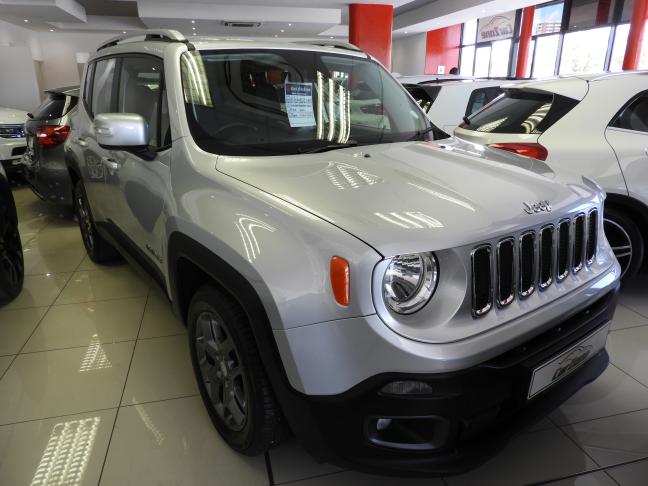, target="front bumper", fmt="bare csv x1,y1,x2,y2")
0,138,27,175
274,286,618,475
